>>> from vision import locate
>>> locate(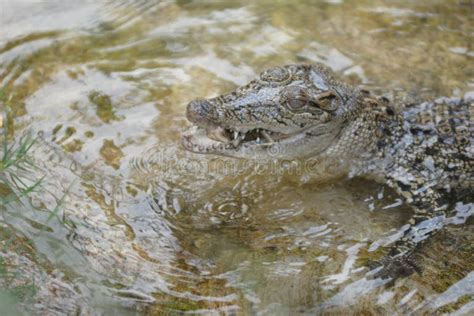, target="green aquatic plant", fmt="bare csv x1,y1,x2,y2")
0,120,42,311
0,128,44,205
0,114,71,224
0,113,76,313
